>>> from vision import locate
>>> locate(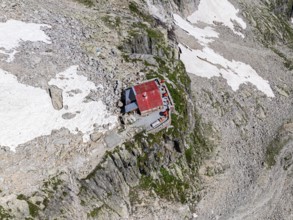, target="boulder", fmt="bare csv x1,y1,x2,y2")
117,101,124,107
90,132,103,142
49,85,63,110
62,113,76,120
